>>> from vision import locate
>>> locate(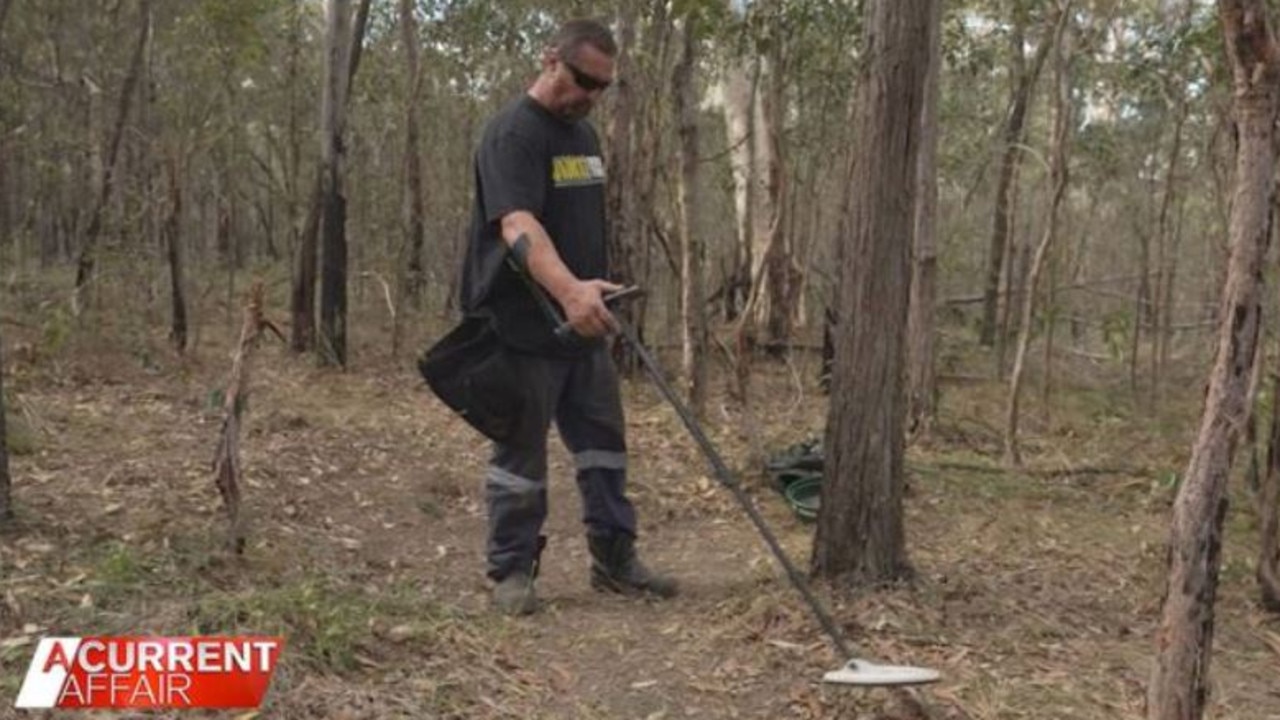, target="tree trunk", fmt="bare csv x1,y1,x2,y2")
1152,84,1190,409
722,52,758,398
398,0,426,307
74,0,151,305
291,175,322,353
164,153,188,353
1157,200,1185,404
606,0,640,372
1147,3,1279,716
1005,3,1072,467
721,53,755,322
1260,364,1280,613
907,0,942,437
0,137,10,259
0,331,11,523
294,0,370,360
1041,212,1065,420
757,46,792,355
0,0,13,40
812,0,931,585
318,0,352,367
674,15,707,417
981,13,1053,349
628,2,673,374
1132,213,1153,395
287,0,312,352
722,3,788,360
821,132,860,393
740,46,791,357
316,0,371,367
